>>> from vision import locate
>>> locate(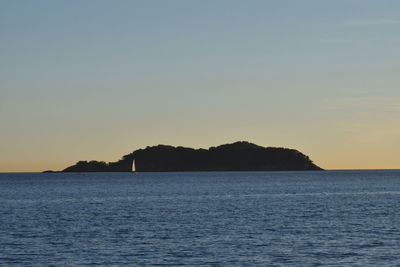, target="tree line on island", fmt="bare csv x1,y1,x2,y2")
46,141,323,172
